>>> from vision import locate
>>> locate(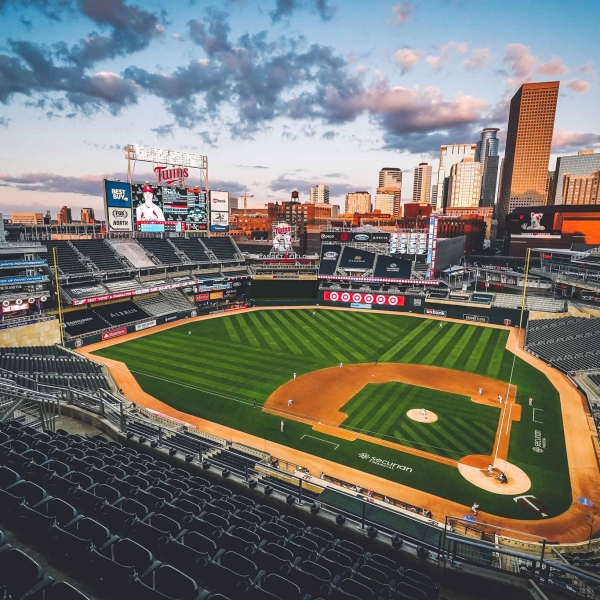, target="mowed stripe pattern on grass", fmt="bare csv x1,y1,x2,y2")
340,382,499,459
95,310,513,408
